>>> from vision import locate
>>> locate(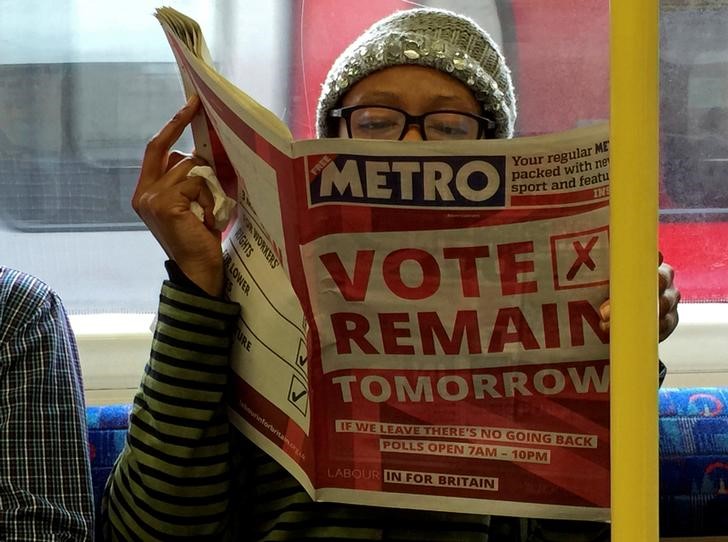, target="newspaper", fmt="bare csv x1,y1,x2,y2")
156,7,611,521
